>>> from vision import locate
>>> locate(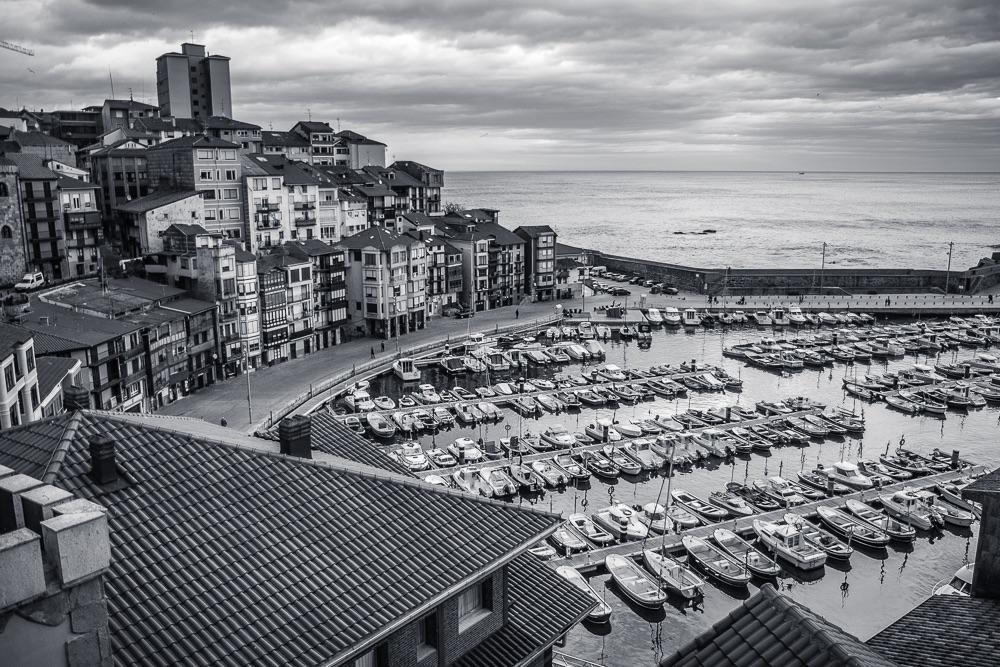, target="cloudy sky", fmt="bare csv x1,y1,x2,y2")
1,0,998,170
